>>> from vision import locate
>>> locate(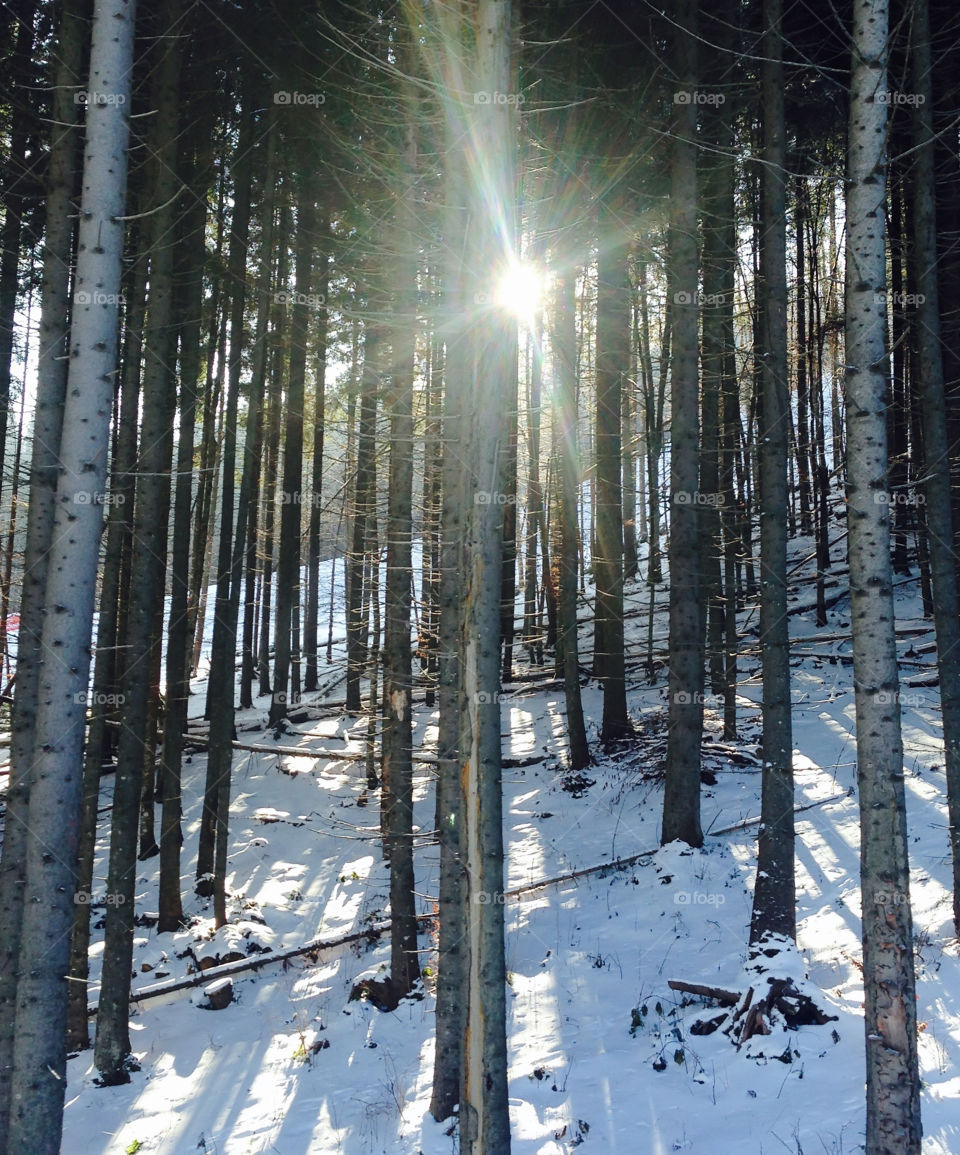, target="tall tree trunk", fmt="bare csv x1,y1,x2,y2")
0,0,82,1120
157,112,213,934
0,2,37,519
95,0,182,1080
910,0,960,938
195,91,255,899
846,0,922,1146
553,264,590,770
239,116,278,710
430,43,469,1114
258,209,290,697
383,66,420,995
662,0,704,849
346,325,378,713
456,2,513,1147
269,165,314,726
5,0,136,1146
304,215,329,693
749,0,795,949
66,244,144,1050
594,205,631,743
